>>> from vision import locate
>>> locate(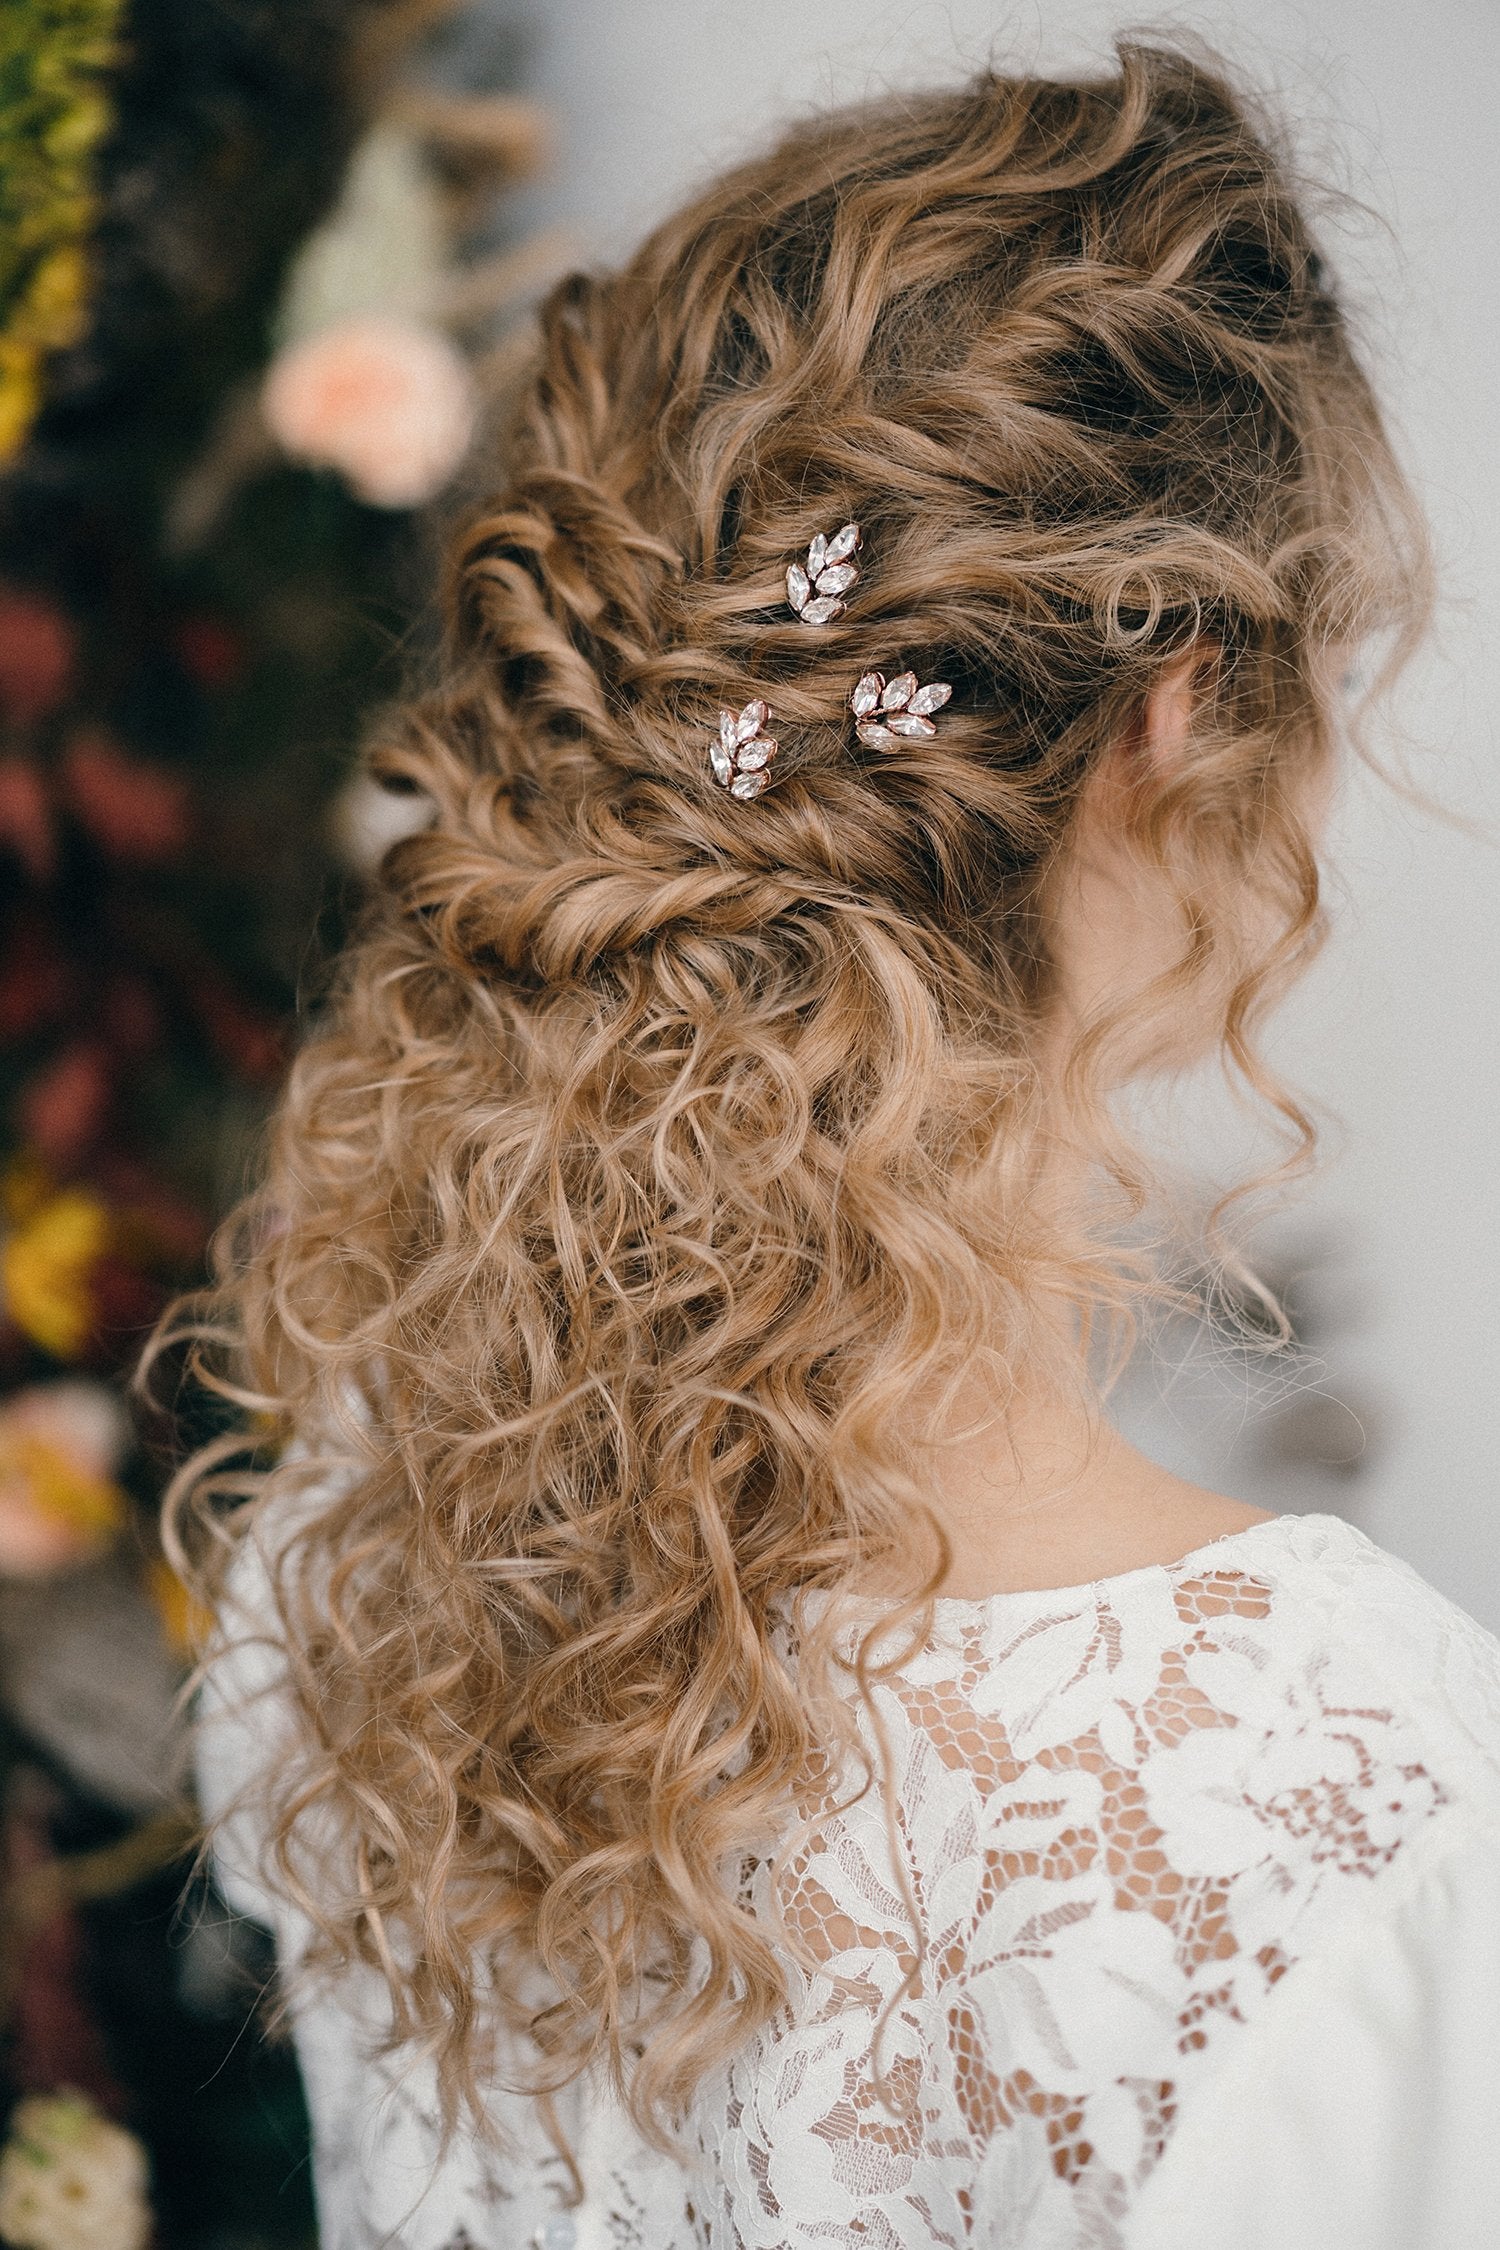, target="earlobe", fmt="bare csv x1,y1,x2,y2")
1140,651,1203,774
